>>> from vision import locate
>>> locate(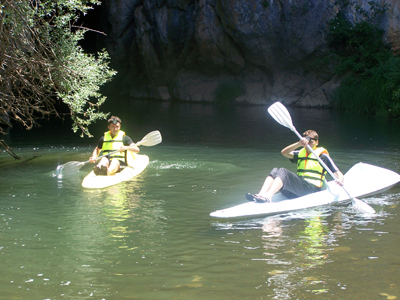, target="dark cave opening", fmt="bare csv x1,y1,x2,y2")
77,3,105,54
